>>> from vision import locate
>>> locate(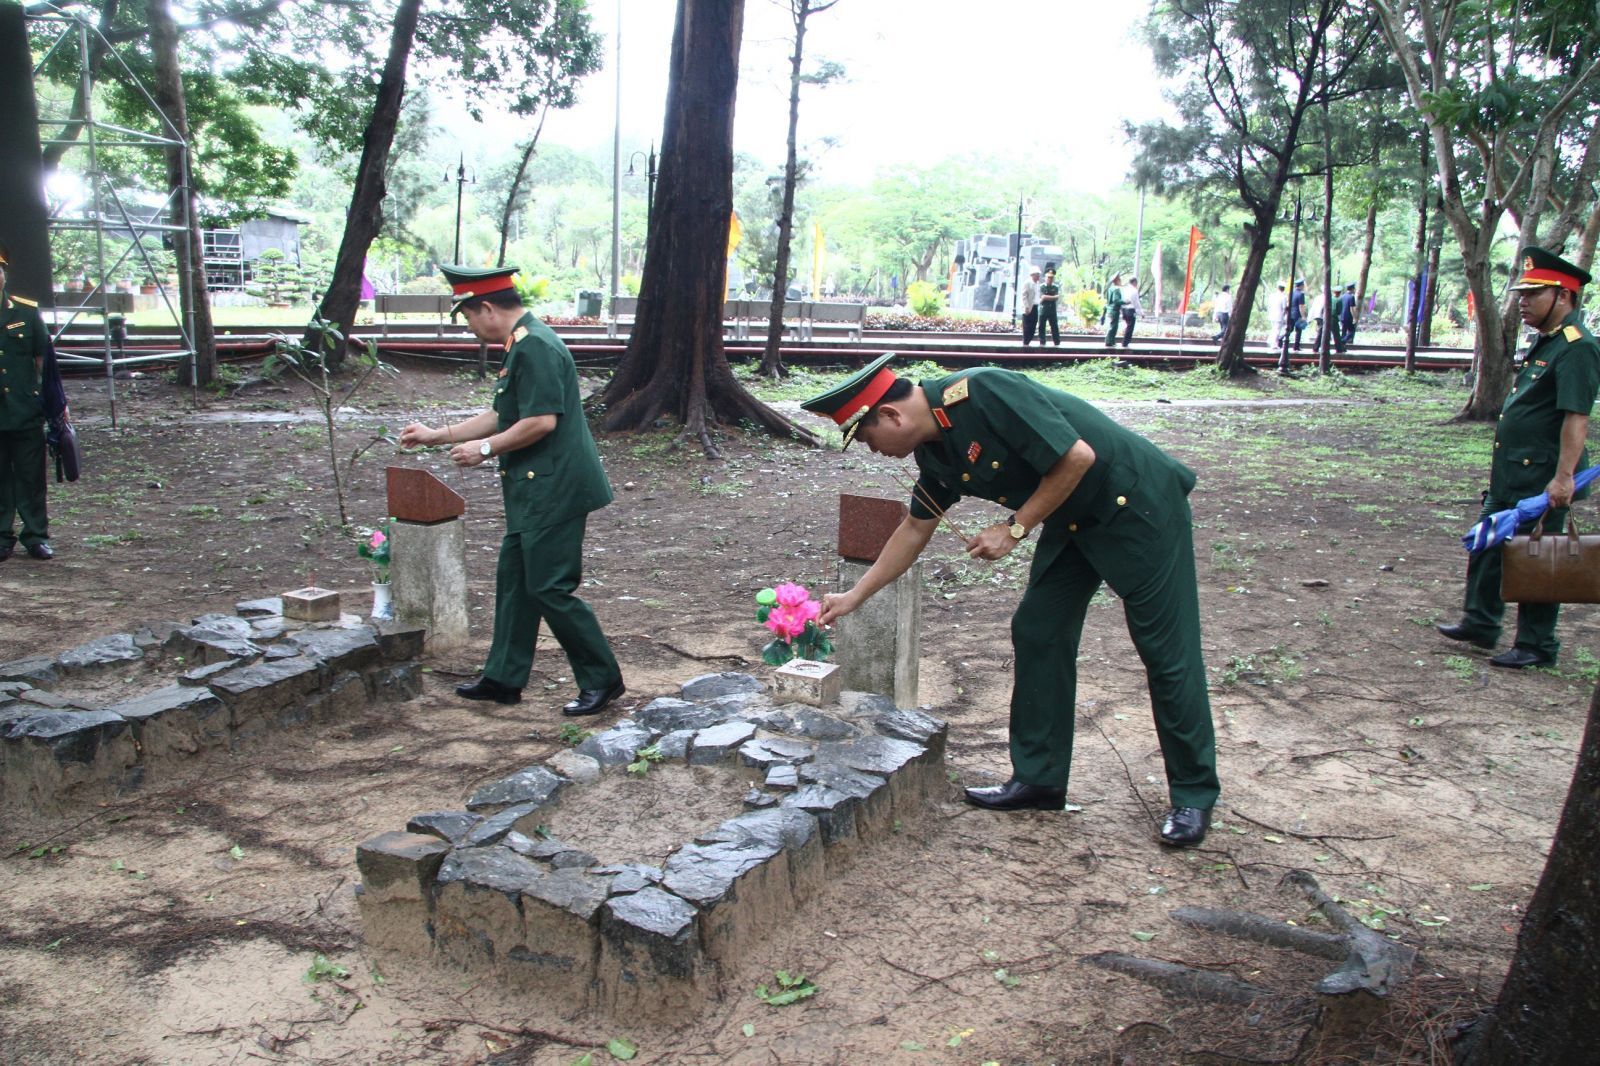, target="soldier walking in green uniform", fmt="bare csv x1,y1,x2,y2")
399,265,625,715
1102,274,1124,348
0,242,58,562
1438,247,1600,669
803,355,1221,846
